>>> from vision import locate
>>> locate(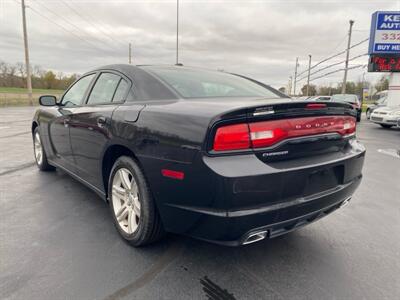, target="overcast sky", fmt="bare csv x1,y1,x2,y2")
0,0,399,90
